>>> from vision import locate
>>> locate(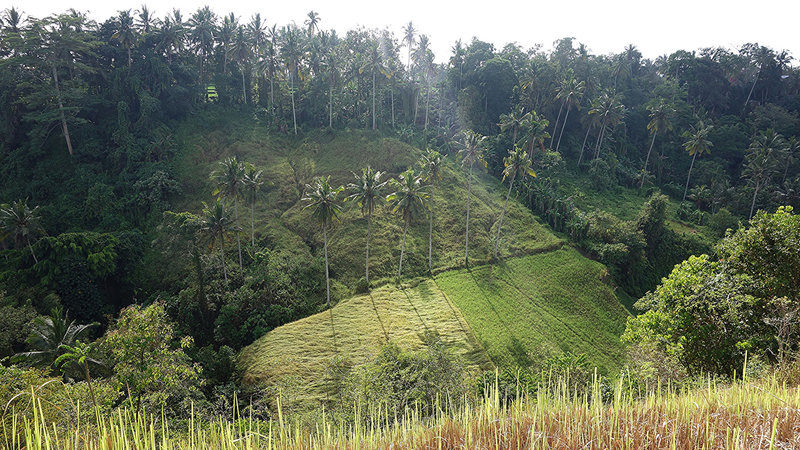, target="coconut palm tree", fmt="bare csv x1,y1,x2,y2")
419,149,445,272
243,162,265,246
229,26,250,104
303,176,343,307
0,199,44,263
111,10,137,67
743,130,783,219
402,21,416,72
494,147,535,260
555,76,585,152
13,307,97,371
304,11,321,37
458,130,487,266
640,100,674,188
218,13,237,74
591,91,625,160
199,199,236,283
212,157,245,269
681,120,714,202
281,25,304,134
360,40,385,130
781,137,799,184
188,6,216,83
498,105,527,146
387,168,429,281
347,167,388,285
520,111,550,157
54,341,104,408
